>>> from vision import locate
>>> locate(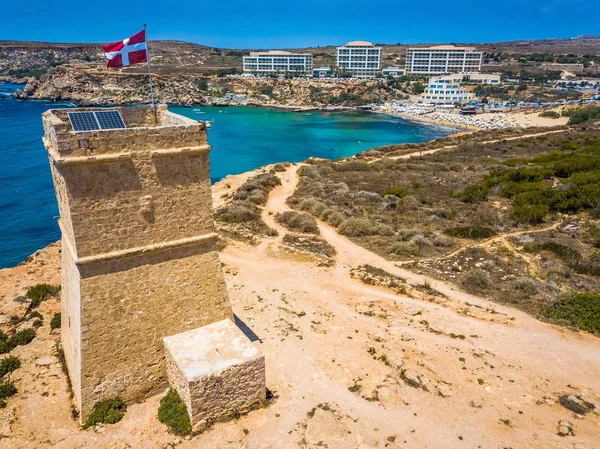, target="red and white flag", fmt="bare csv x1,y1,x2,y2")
103,30,148,68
